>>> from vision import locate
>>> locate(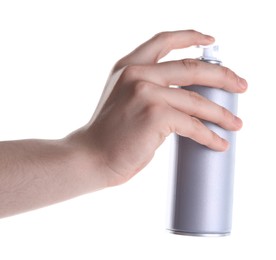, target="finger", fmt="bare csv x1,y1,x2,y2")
121,59,248,93
158,87,243,130
115,30,214,70
167,108,229,151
